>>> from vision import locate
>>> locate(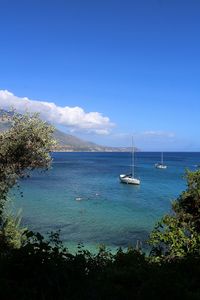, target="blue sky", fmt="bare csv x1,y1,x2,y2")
0,0,200,150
